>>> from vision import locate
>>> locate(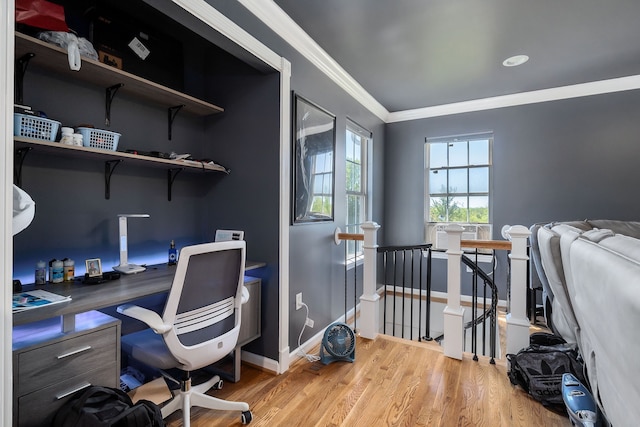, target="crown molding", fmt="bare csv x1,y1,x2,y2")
387,75,640,123
171,0,282,70
237,0,389,122
238,1,640,125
